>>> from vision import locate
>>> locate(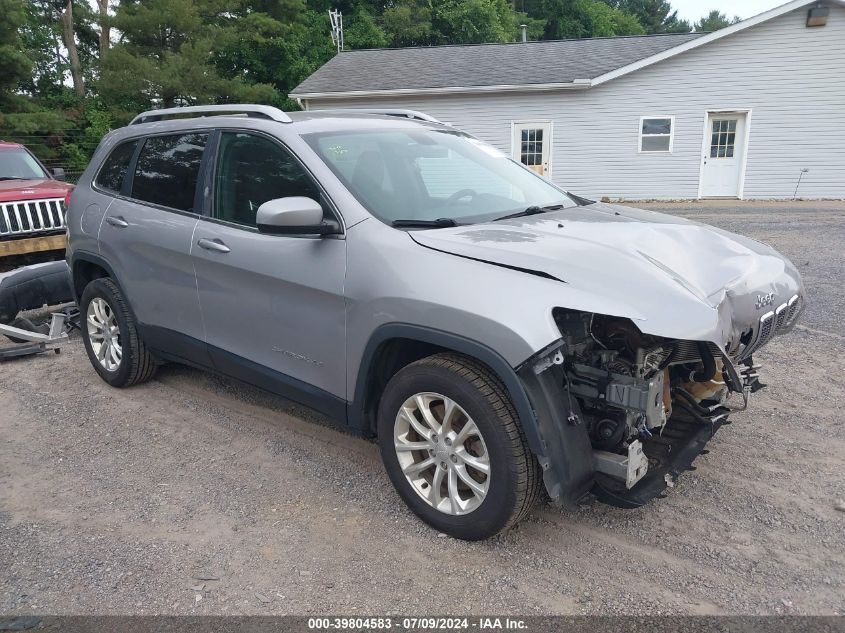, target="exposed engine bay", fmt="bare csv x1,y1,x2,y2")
533,309,777,507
